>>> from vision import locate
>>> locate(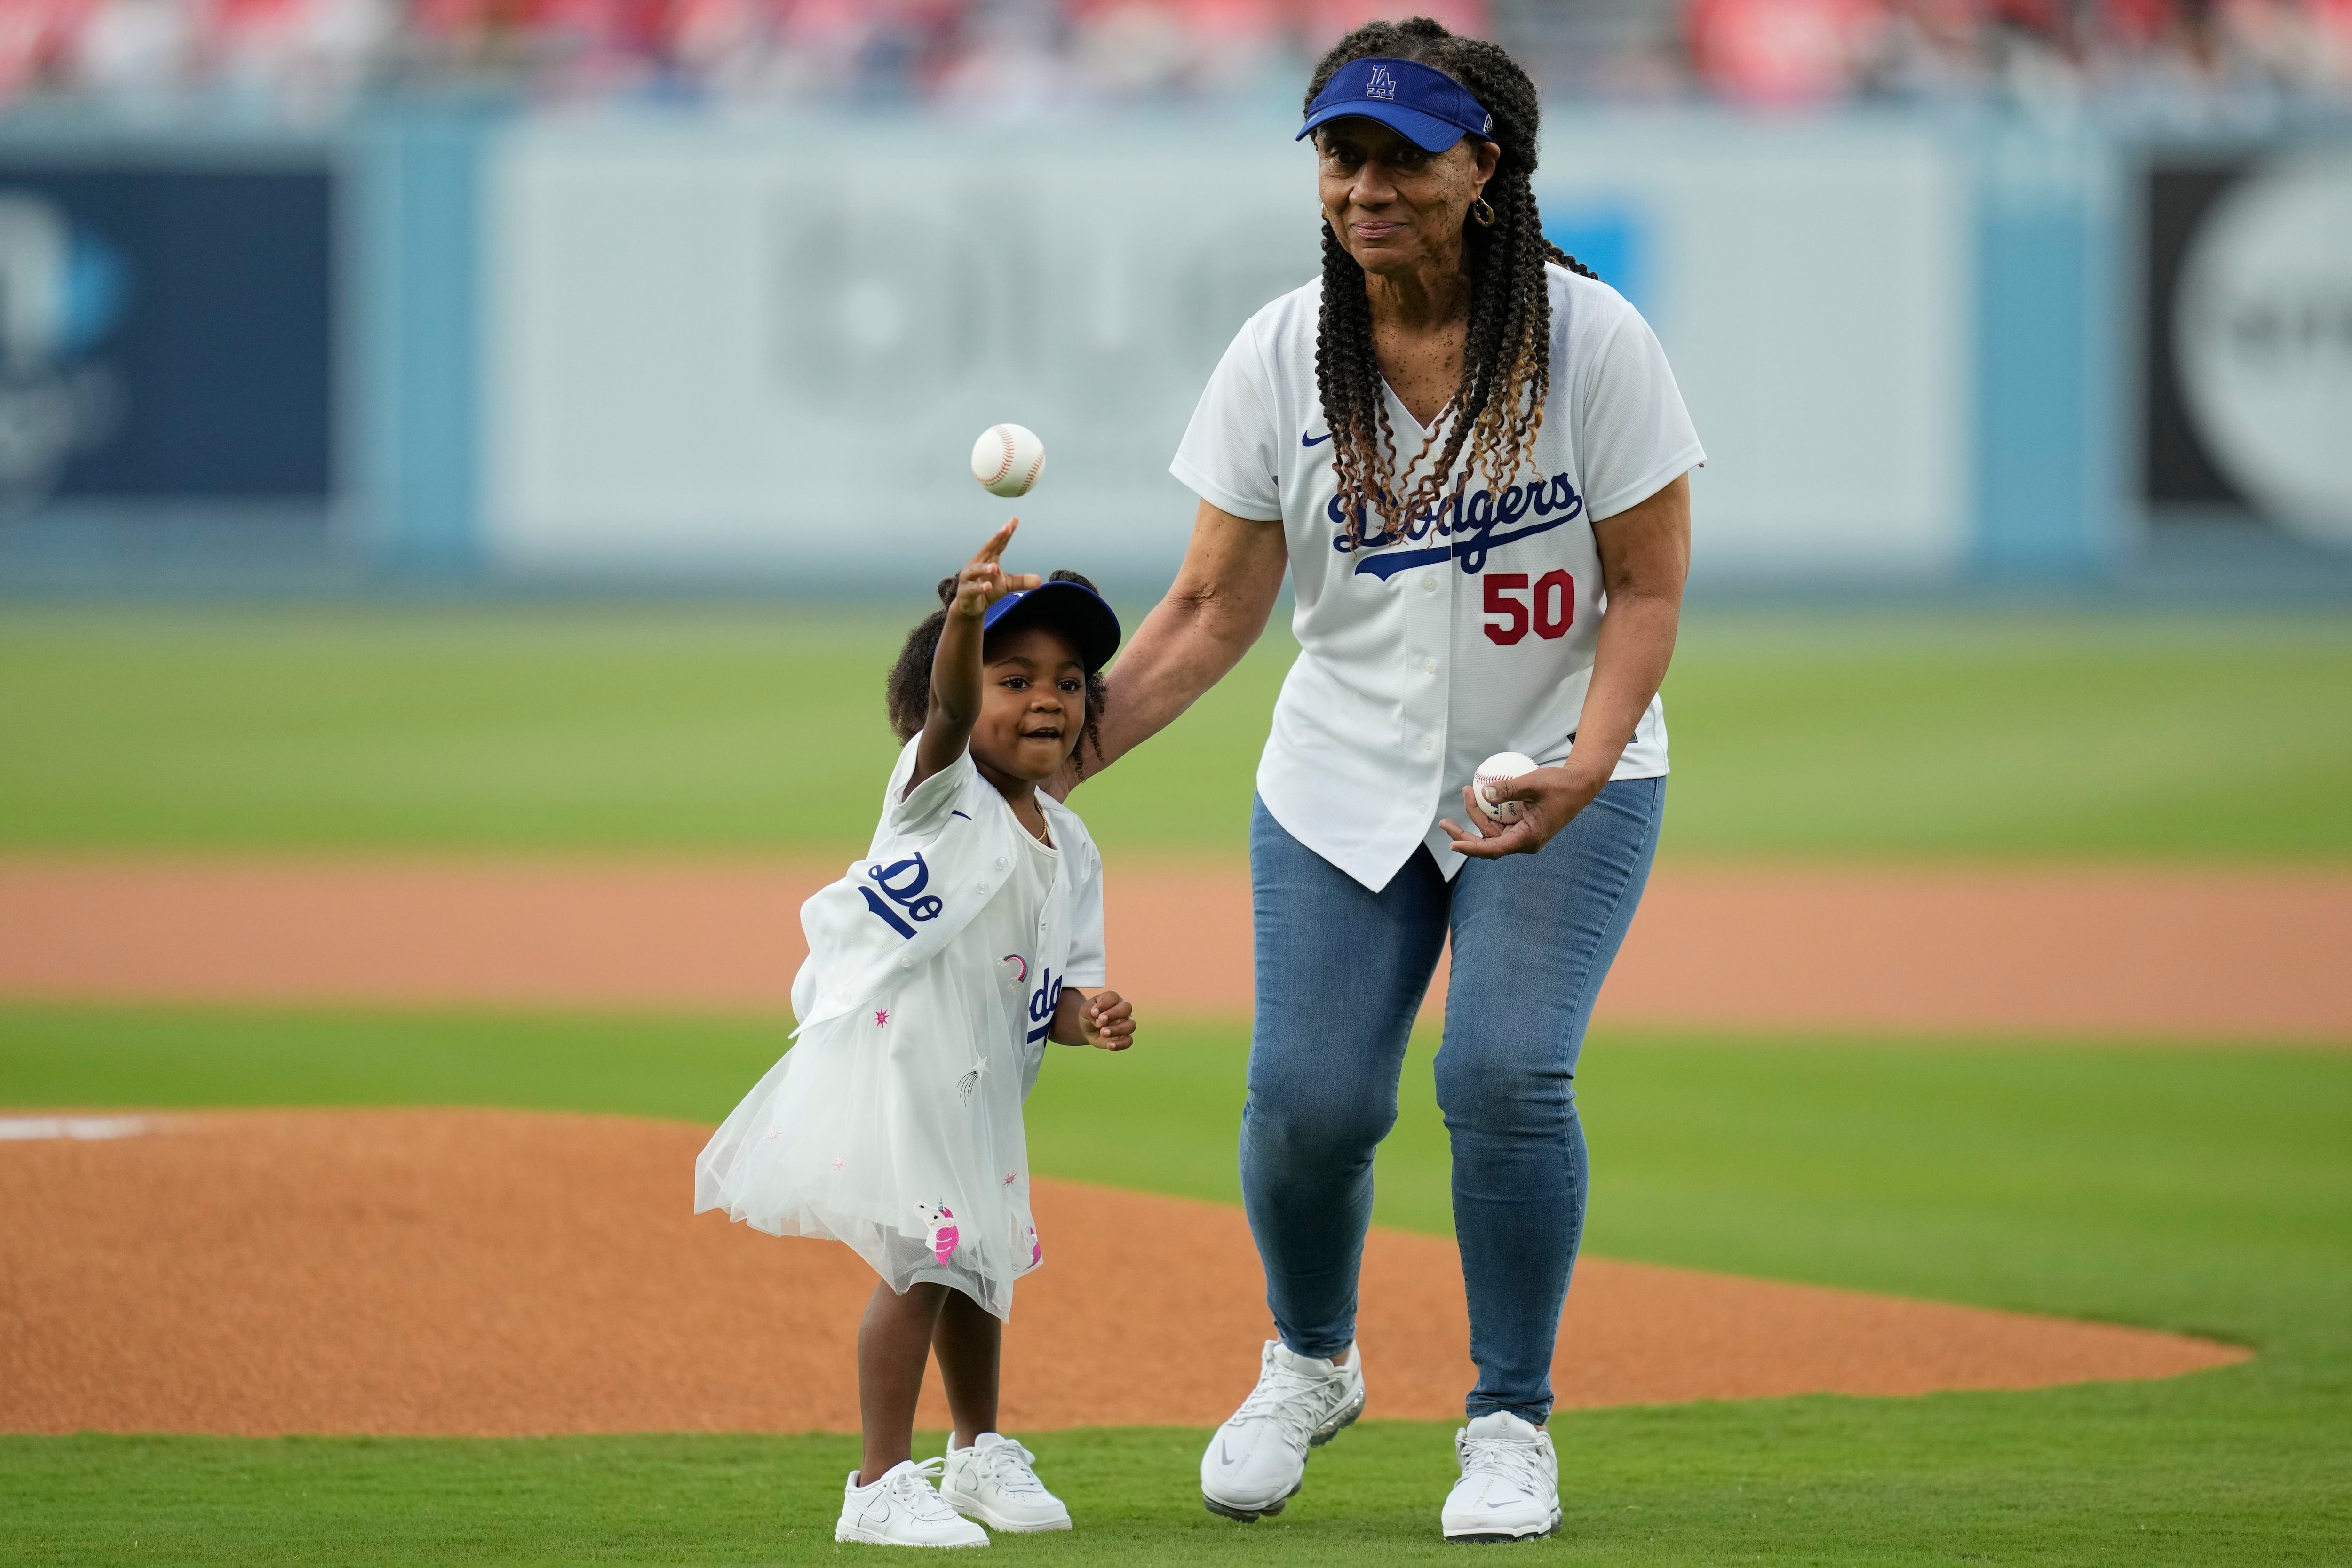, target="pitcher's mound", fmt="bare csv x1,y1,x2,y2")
0,1109,2244,1437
